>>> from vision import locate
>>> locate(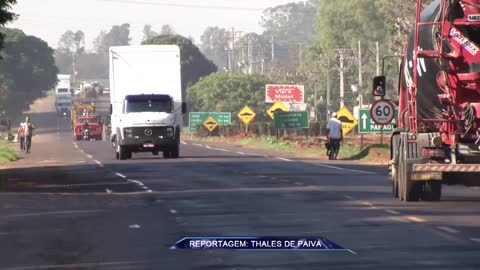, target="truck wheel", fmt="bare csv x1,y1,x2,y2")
389,162,398,198
163,151,171,159
171,144,180,159
398,134,421,202
422,181,442,201
118,146,128,160
152,150,159,156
